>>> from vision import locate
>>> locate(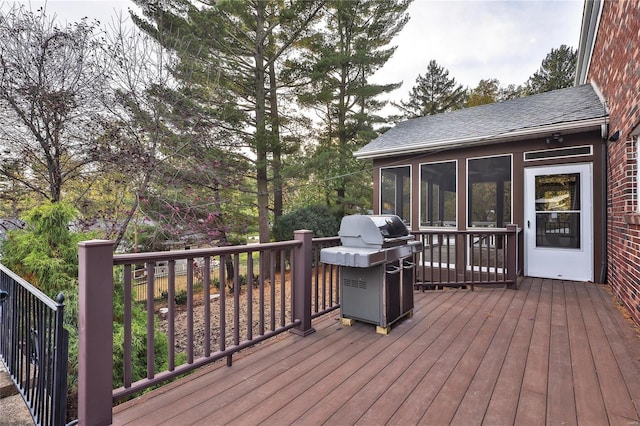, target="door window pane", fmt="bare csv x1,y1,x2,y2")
420,161,456,227
535,173,580,248
468,156,512,228
381,166,411,225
